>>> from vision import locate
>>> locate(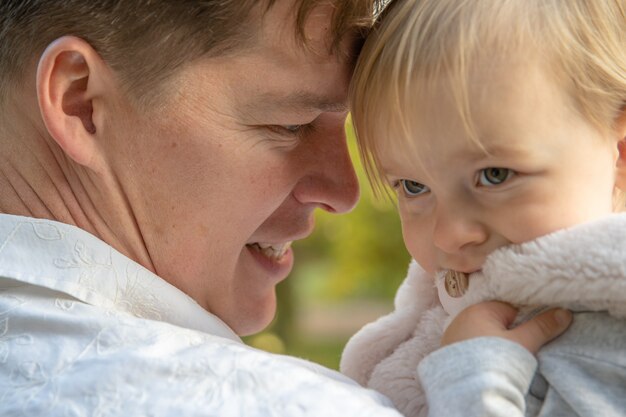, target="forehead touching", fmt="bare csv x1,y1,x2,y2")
351,0,626,189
